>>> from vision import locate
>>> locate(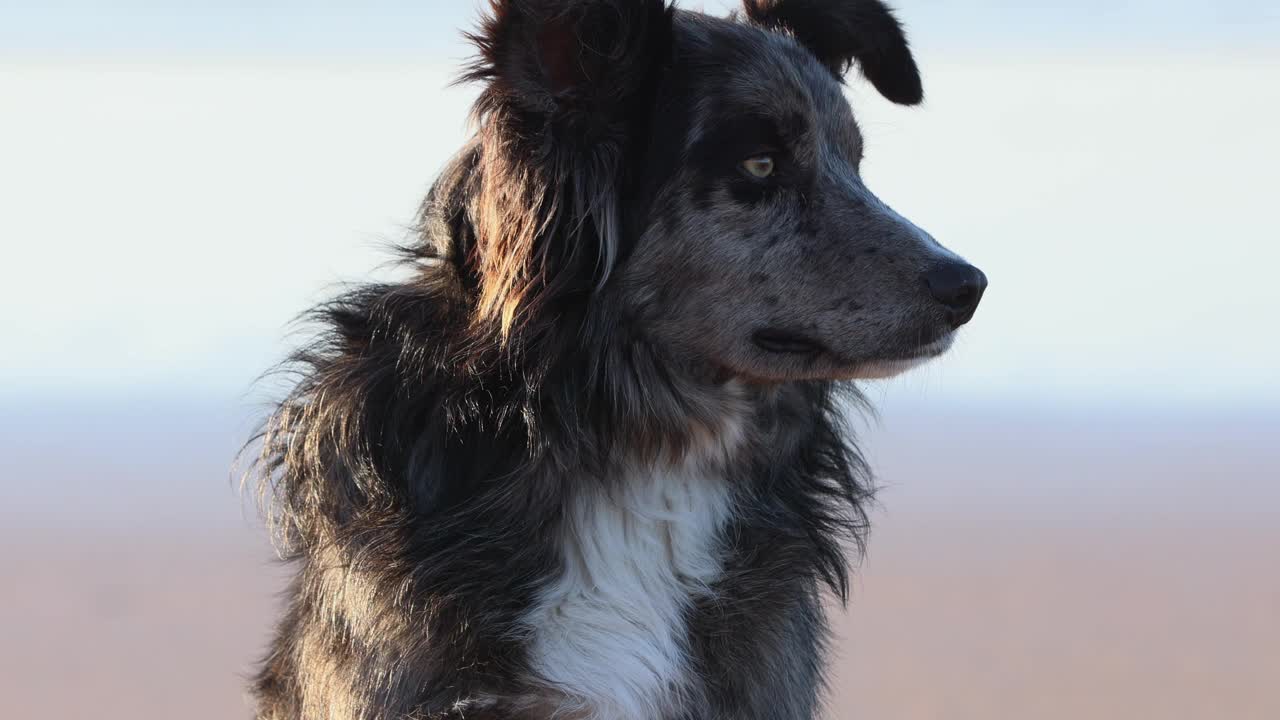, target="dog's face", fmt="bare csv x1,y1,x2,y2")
621,6,986,382
468,0,986,383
